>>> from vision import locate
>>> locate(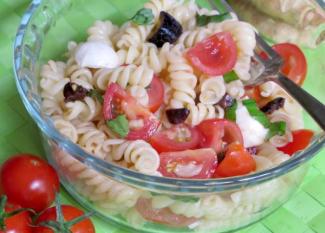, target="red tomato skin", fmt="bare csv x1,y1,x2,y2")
197,119,244,153
103,83,160,140
0,154,60,212
214,143,256,178
33,205,95,233
0,203,33,233
136,198,197,227
277,129,314,156
149,124,201,153
159,148,218,179
147,76,164,112
273,43,307,86
186,32,237,76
